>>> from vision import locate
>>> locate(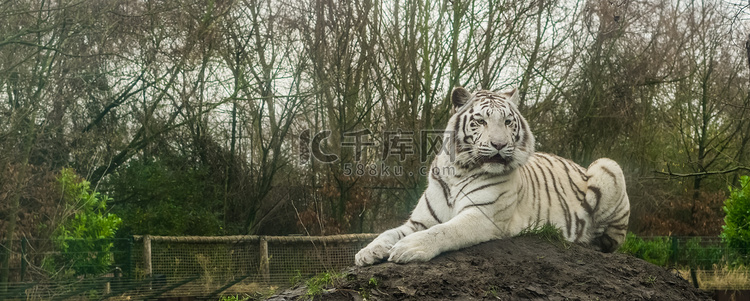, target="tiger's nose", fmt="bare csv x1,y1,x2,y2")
491,141,507,150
